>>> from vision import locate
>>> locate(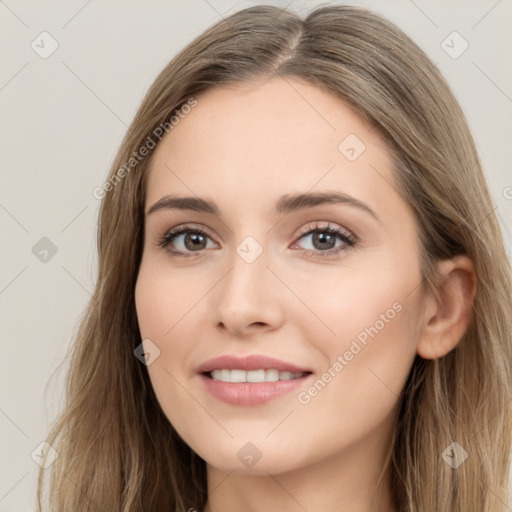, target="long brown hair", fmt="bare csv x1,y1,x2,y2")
36,5,512,511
